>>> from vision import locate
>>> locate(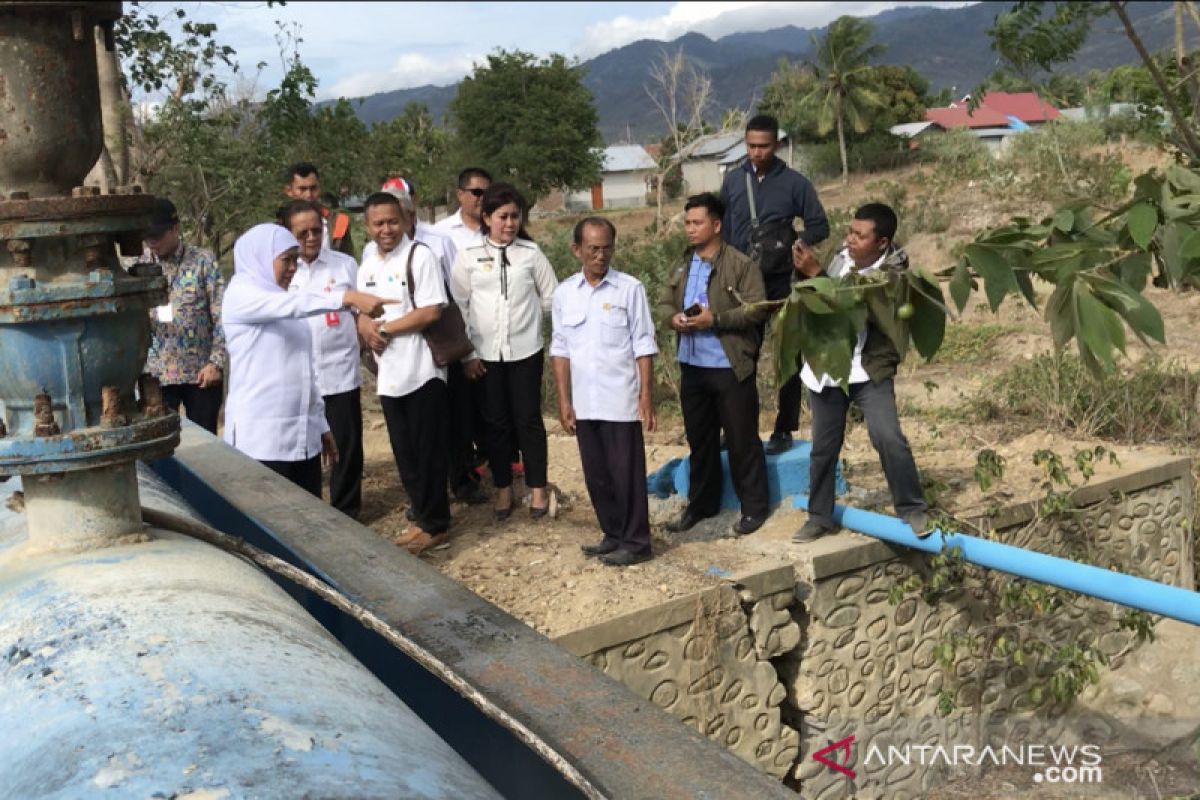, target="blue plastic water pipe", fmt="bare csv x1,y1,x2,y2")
794,495,1200,627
